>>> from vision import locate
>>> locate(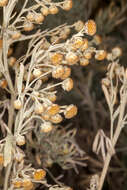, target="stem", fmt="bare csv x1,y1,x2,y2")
4,161,13,190
3,7,14,93
98,95,126,190
8,94,15,129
